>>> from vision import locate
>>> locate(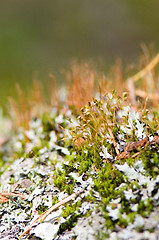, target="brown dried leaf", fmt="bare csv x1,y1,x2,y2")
117,151,130,160
124,137,148,152
151,136,159,145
